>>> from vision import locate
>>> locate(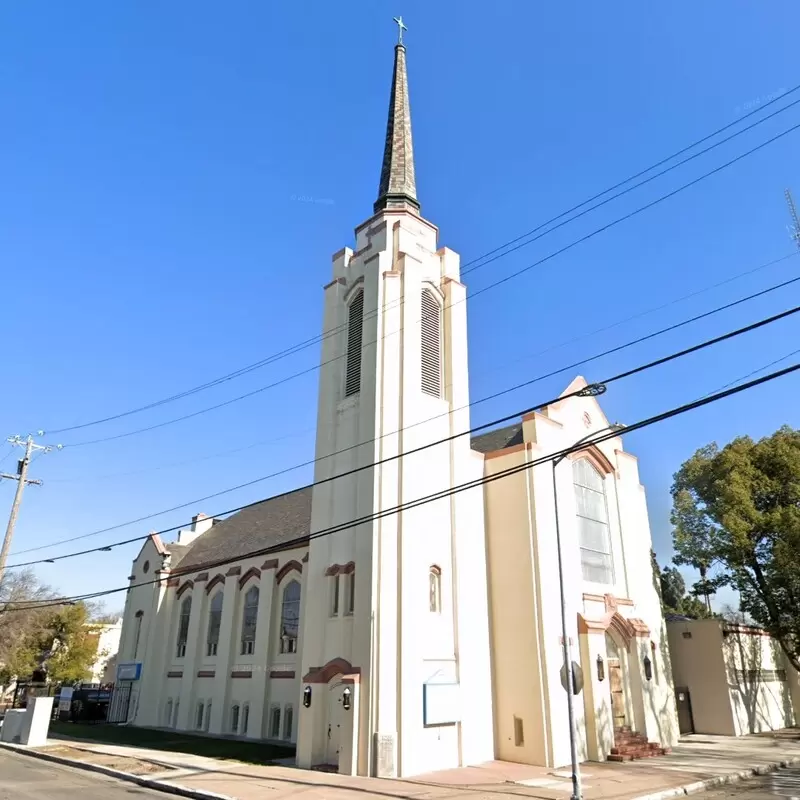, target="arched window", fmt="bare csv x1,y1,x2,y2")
241,586,259,655
132,611,144,659
164,699,173,727
196,702,205,730
176,596,191,658
420,288,442,397
279,580,301,654
230,704,240,733
242,703,250,735
572,458,614,584
206,593,223,656
283,704,294,739
344,289,364,397
204,700,212,732
429,565,442,613
173,700,180,728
